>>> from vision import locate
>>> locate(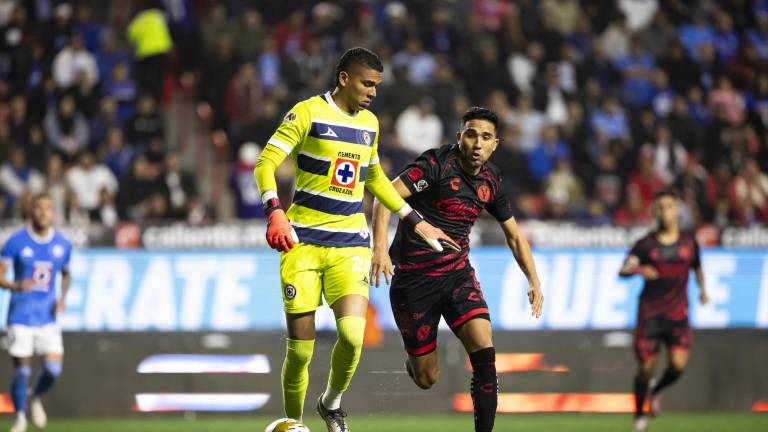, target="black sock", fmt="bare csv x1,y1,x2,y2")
469,347,497,432
634,375,651,417
652,367,683,396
